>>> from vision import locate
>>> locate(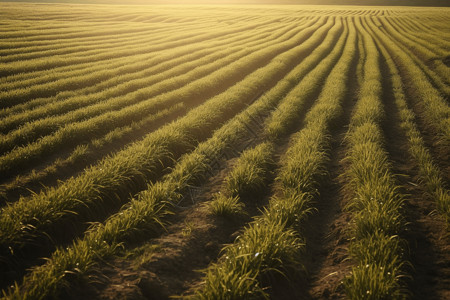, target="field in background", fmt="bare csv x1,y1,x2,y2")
1,0,450,7
0,3,449,299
